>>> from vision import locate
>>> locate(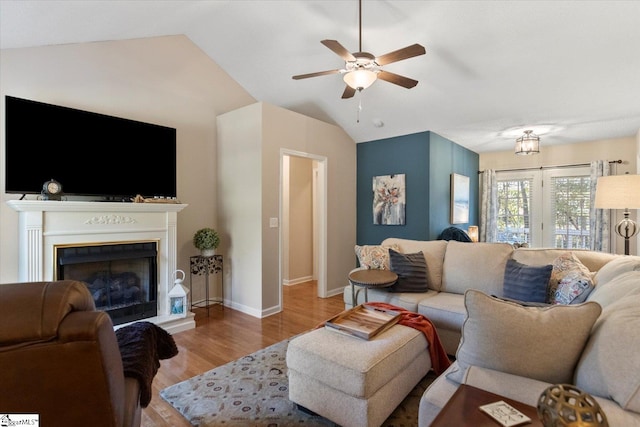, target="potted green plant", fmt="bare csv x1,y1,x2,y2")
193,227,220,257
